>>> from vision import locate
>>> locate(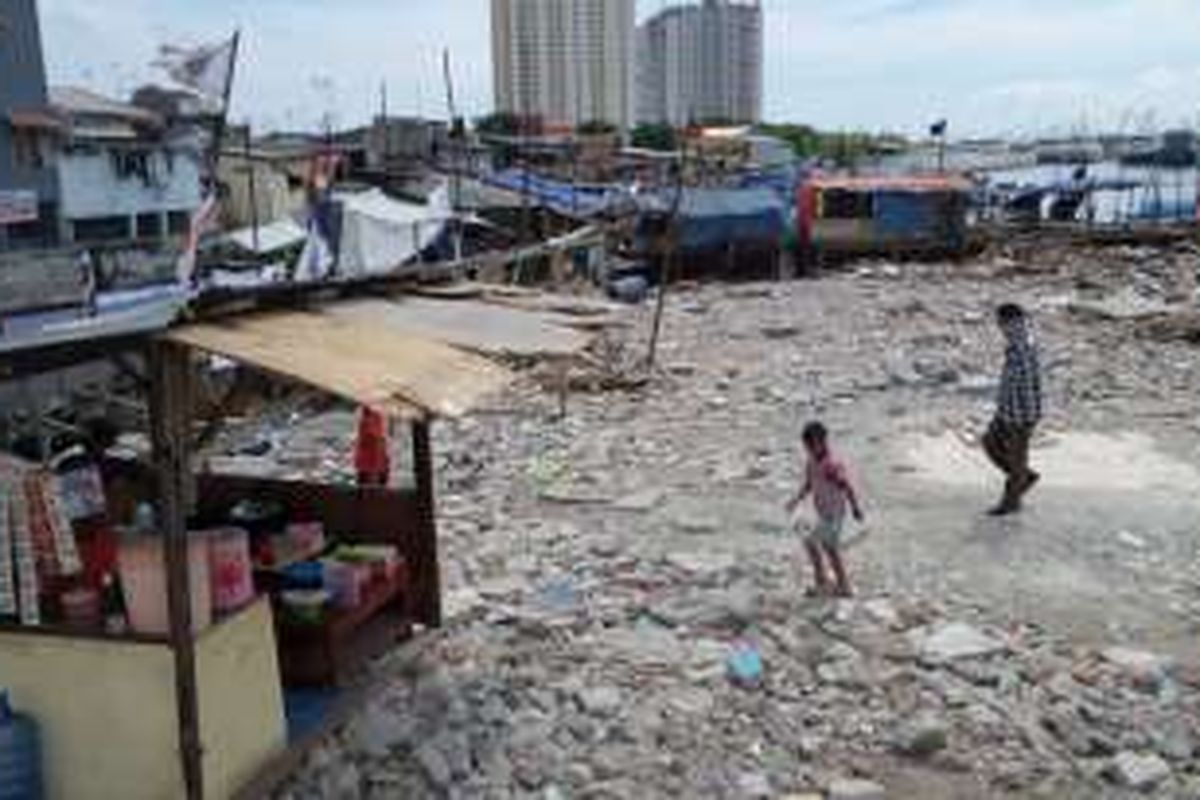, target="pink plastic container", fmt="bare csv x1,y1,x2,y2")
324,561,364,611
205,528,255,614
117,536,212,635
60,587,101,630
